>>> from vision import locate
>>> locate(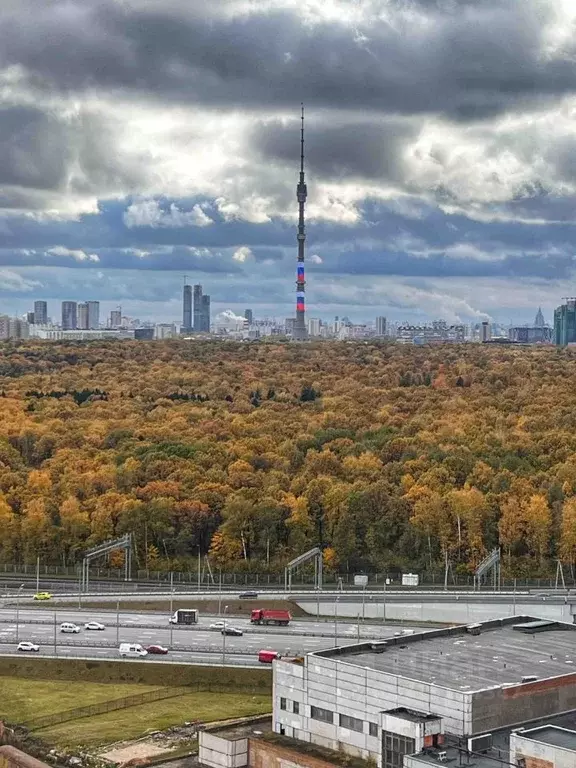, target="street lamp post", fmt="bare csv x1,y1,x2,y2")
222,605,229,665
169,571,174,648
16,583,24,644
334,596,339,647
116,597,120,645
